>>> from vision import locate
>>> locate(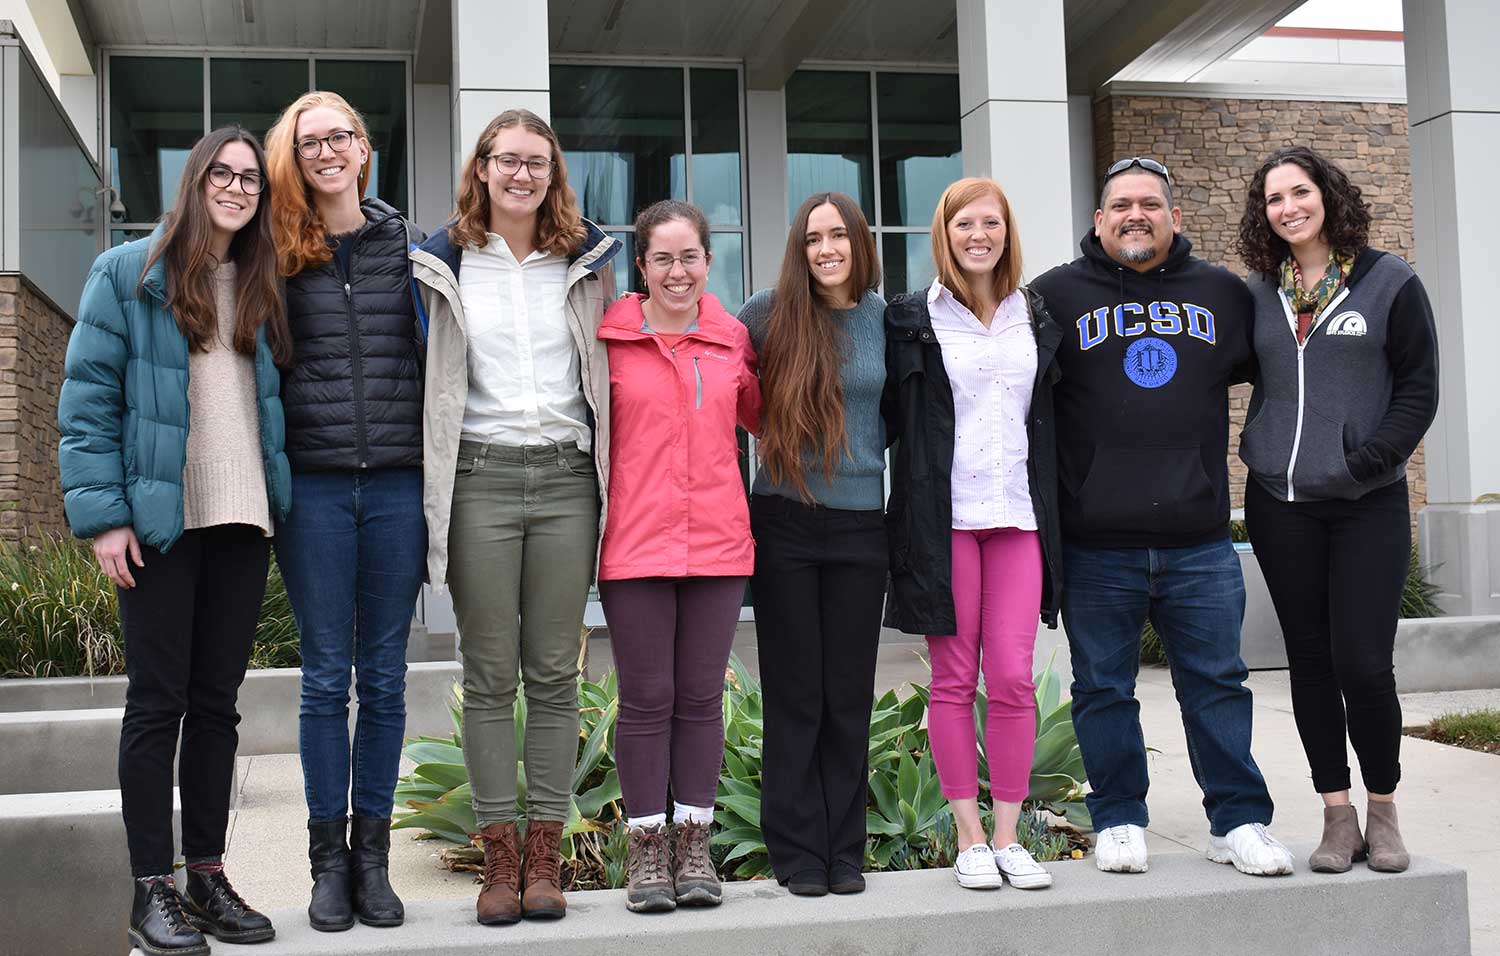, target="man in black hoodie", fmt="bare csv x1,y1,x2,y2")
1030,159,1292,877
